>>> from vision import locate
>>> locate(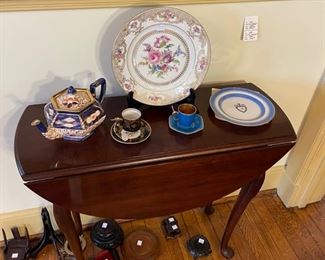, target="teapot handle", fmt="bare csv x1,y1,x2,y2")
90,78,106,103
